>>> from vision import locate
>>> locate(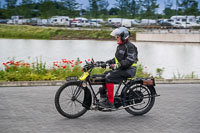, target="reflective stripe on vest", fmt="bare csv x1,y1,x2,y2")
114,57,137,67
